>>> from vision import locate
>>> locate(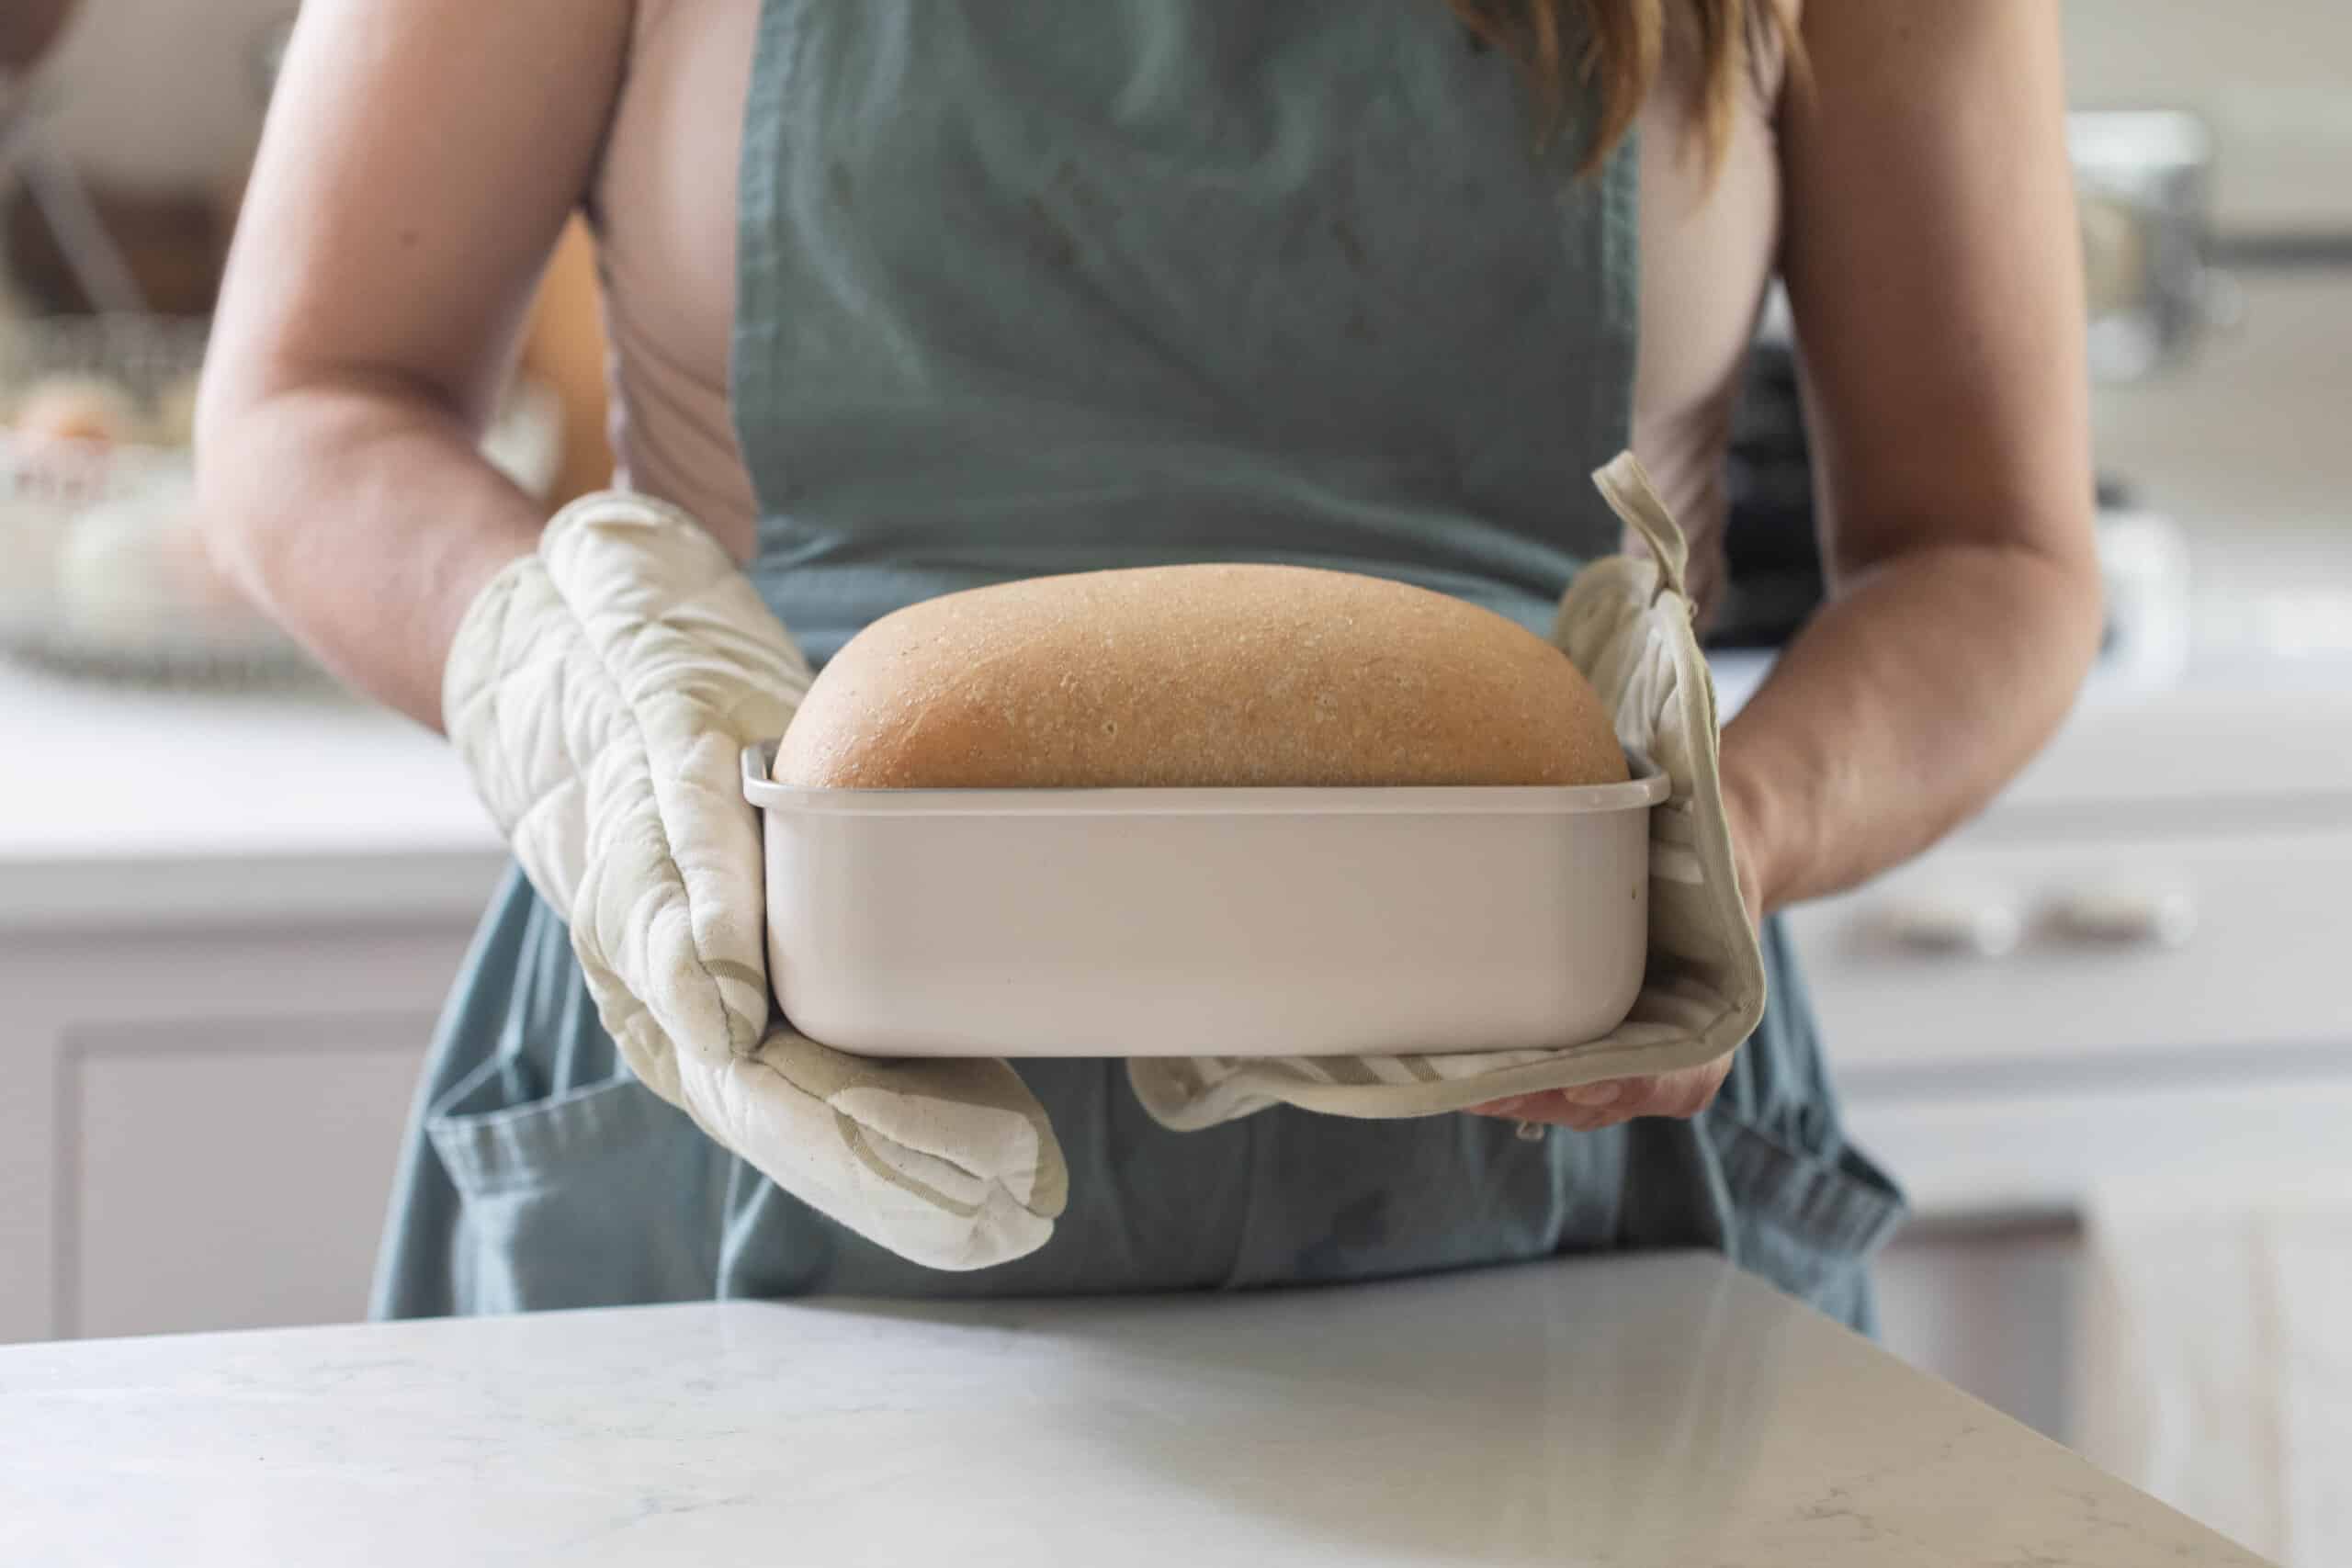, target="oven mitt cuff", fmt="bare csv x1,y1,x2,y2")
1128,451,1768,1129
442,491,1066,1269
